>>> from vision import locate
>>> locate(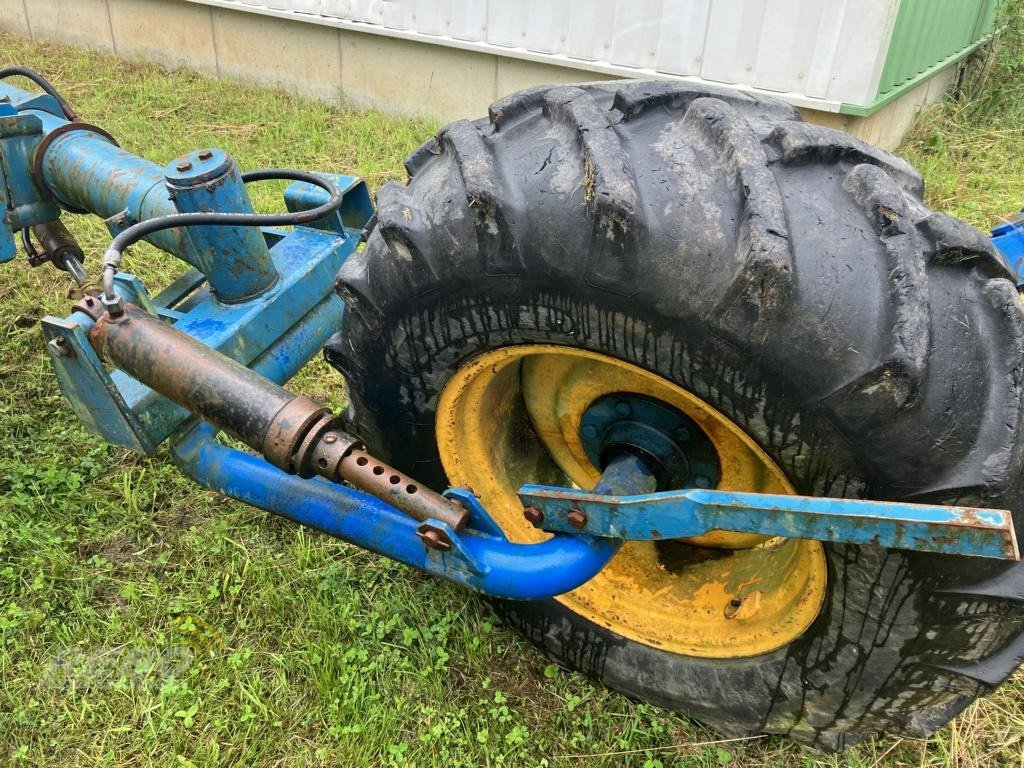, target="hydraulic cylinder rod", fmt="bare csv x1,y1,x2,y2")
88,303,468,531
